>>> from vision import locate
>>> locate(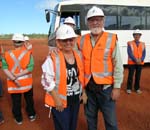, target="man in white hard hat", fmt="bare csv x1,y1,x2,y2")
24,36,32,52
126,29,146,94
77,6,123,130
41,24,85,130
2,33,36,125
